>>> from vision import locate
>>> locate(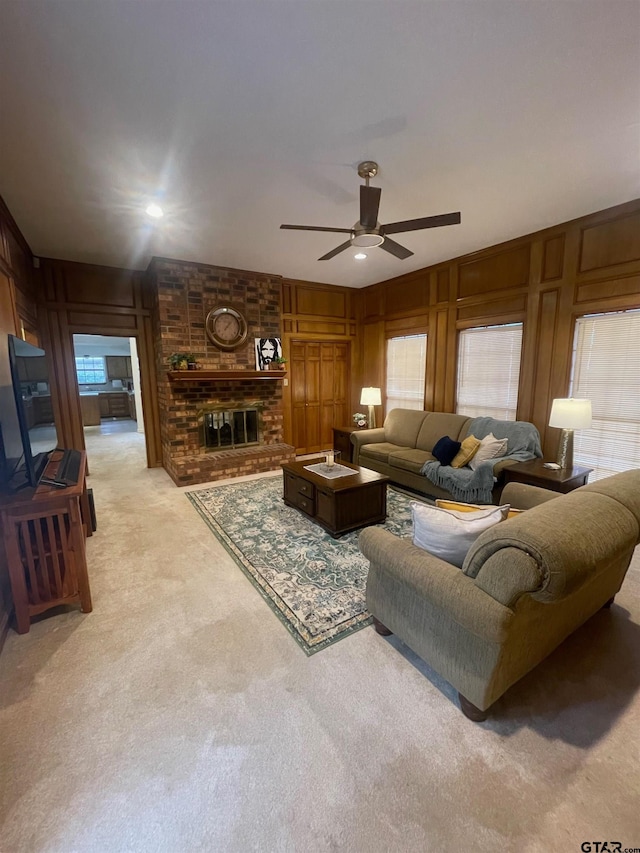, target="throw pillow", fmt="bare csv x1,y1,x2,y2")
411,501,507,568
436,499,521,519
468,433,509,471
432,435,462,466
451,435,482,468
